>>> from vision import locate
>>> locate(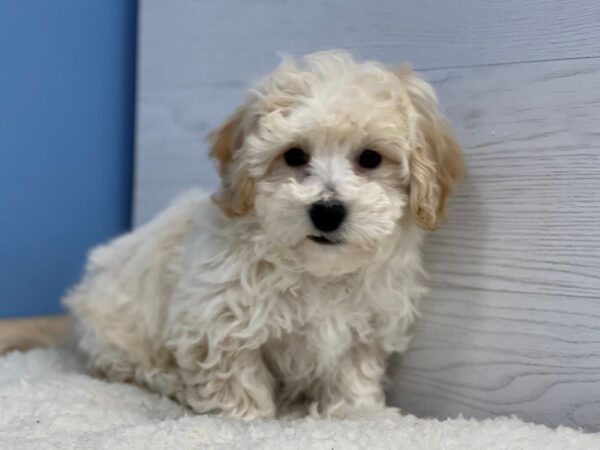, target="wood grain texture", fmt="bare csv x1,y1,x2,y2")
388,58,600,431
138,0,600,90
135,0,600,431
